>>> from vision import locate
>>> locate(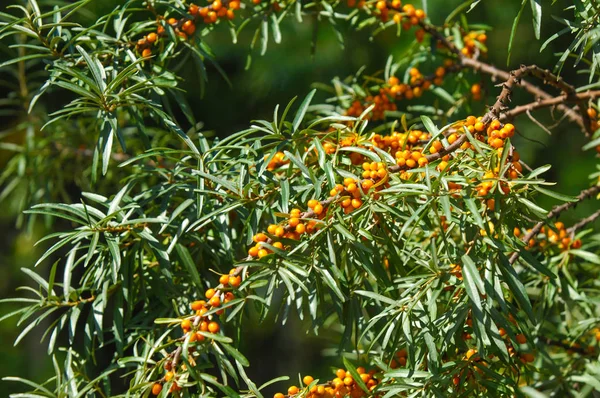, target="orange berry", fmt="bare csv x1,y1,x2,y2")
182,20,195,35
208,321,220,333
209,295,221,307
314,203,324,215
205,288,216,299
307,199,319,209
146,32,158,43
165,371,174,381
219,274,229,285
522,353,535,363
274,394,285,398
254,233,268,242
303,375,314,385
296,223,306,234
141,48,152,58
466,348,477,360
288,386,299,395
516,334,526,344
258,249,268,258
230,0,241,9
191,300,205,311
152,383,163,395
248,246,259,257
181,319,192,330
275,226,285,237
336,369,346,379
